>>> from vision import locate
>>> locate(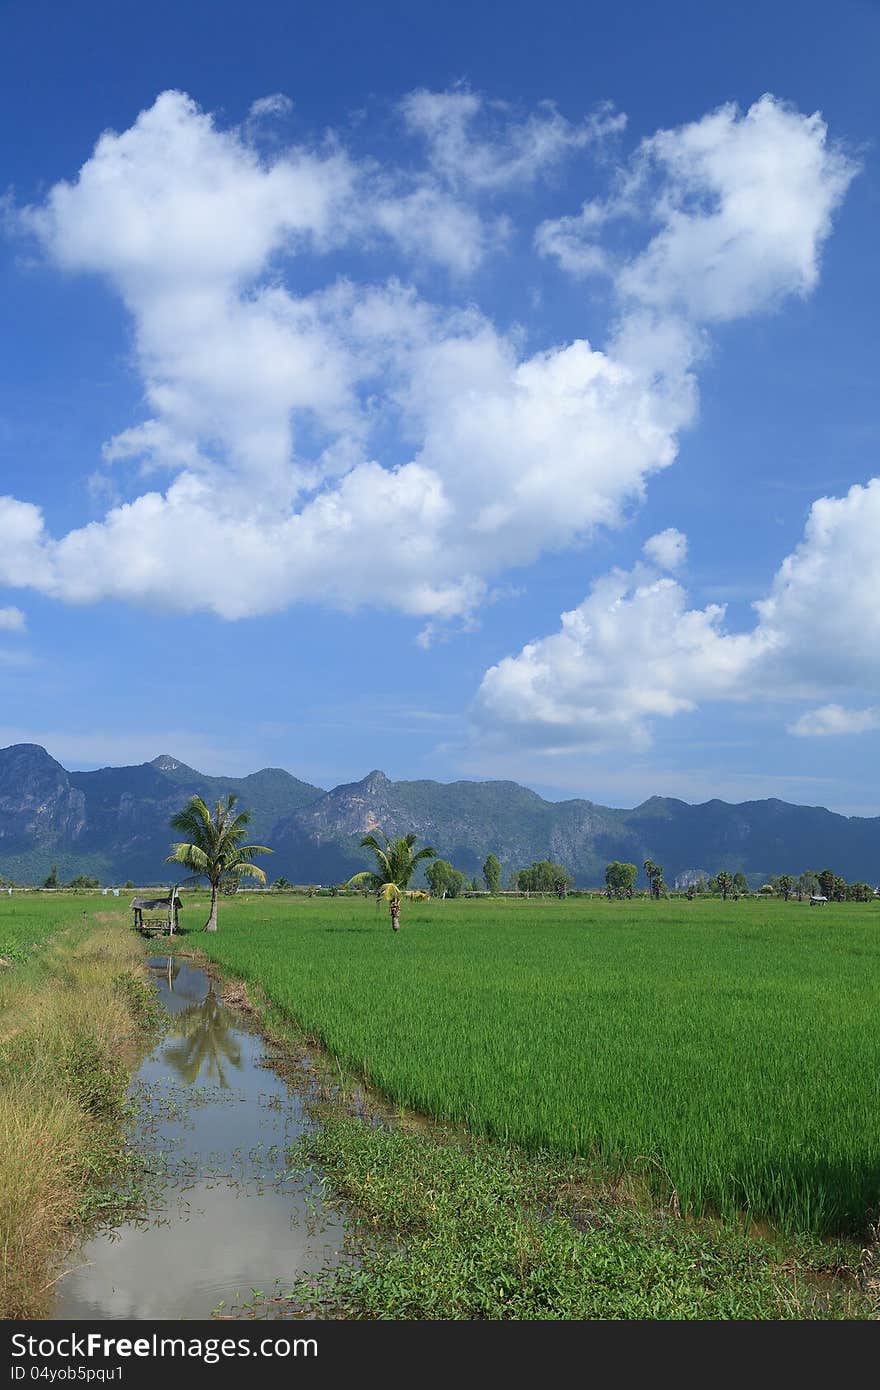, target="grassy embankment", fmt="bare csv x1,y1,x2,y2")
0,896,157,1317
184,893,880,1318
